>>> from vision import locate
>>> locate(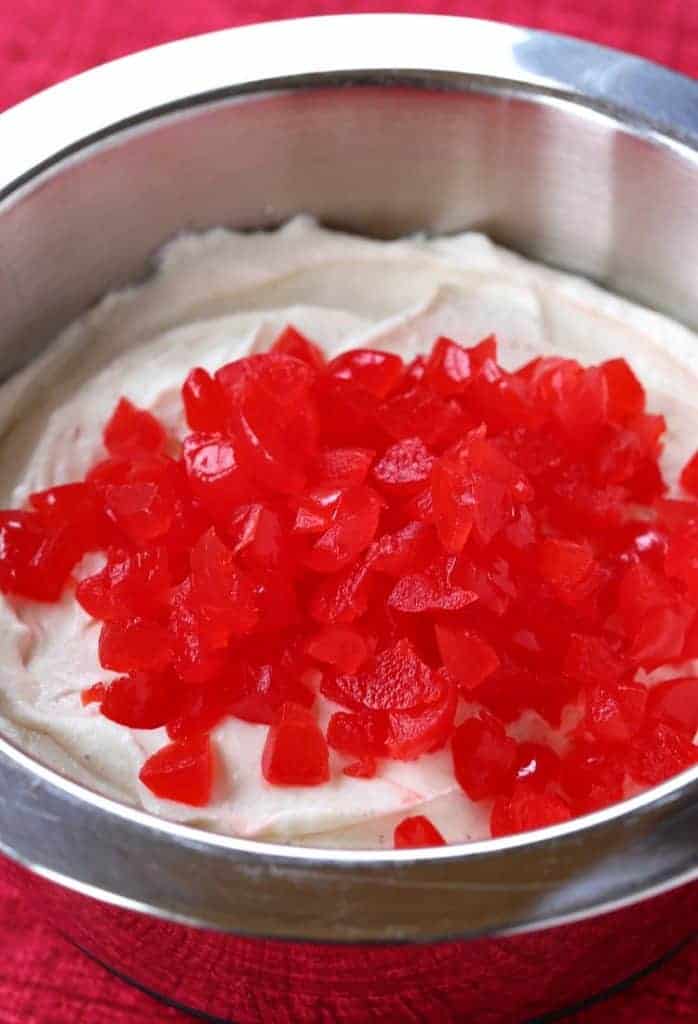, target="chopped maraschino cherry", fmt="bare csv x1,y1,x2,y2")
435,625,500,691
99,671,182,729
104,398,166,457
385,678,457,760
2,329,697,826
98,618,171,674
312,447,375,487
490,788,572,837
183,433,254,515
680,452,698,497
326,349,403,398
182,368,229,433
0,511,84,601
307,625,370,674
647,676,698,737
262,703,330,786
323,638,442,711
372,437,434,497
139,735,214,806
271,325,326,370
327,709,387,759
452,713,517,801
394,815,446,848
343,756,377,779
